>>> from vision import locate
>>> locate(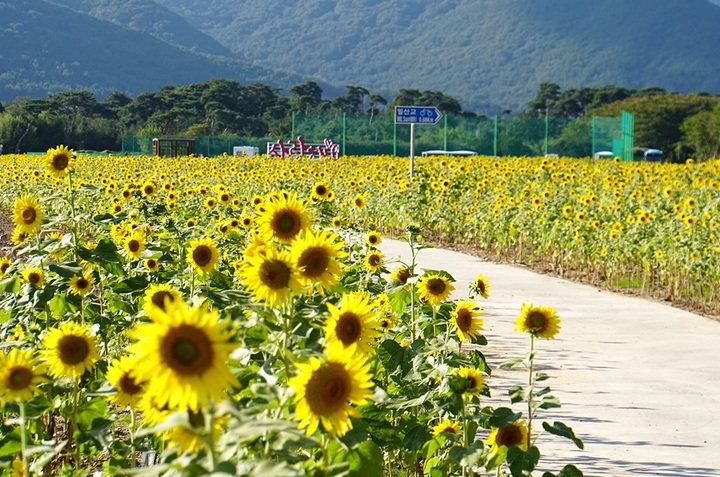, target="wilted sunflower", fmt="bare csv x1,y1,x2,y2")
45,144,73,177
289,349,373,437
515,303,561,339
324,291,382,355
128,297,238,411
256,192,311,242
0,257,13,275
365,231,382,247
290,228,347,294
123,232,146,260
41,321,101,380
363,250,384,273
451,298,484,343
106,355,145,407
0,348,48,402
431,419,462,438
485,420,529,453
239,245,300,307
68,271,95,296
143,283,183,319
471,273,490,299
186,238,220,274
11,227,31,245
417,273,455,305
21,267,45,287
12,195,44,235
